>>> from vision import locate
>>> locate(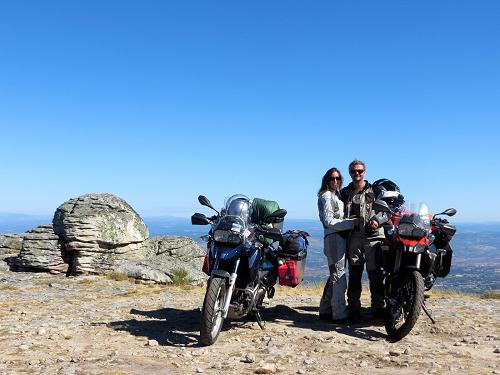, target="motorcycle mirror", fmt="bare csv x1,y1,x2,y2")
441,208,457,217
198,195,219,214
372,199,393,214
262,209,287,223
191,213,211,225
